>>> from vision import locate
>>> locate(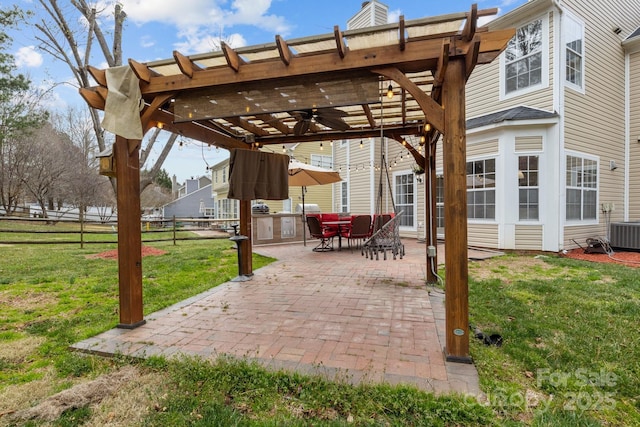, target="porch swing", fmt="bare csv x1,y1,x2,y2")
362,81,405,261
